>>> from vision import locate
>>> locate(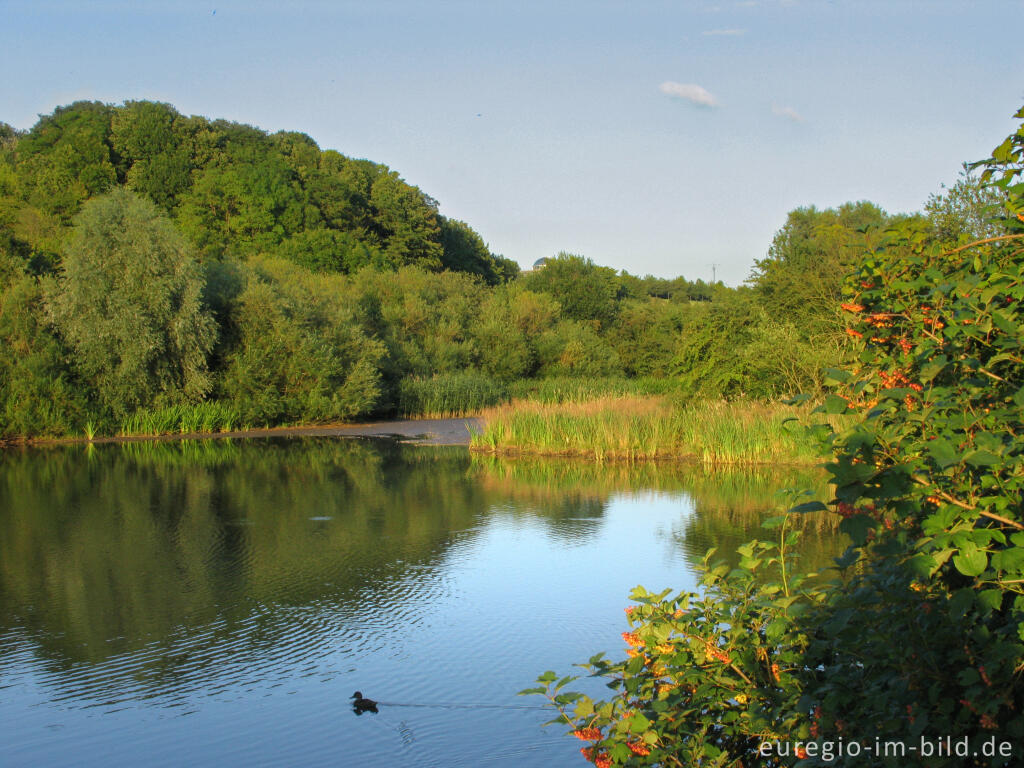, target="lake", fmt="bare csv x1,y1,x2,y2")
0,436,838,767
